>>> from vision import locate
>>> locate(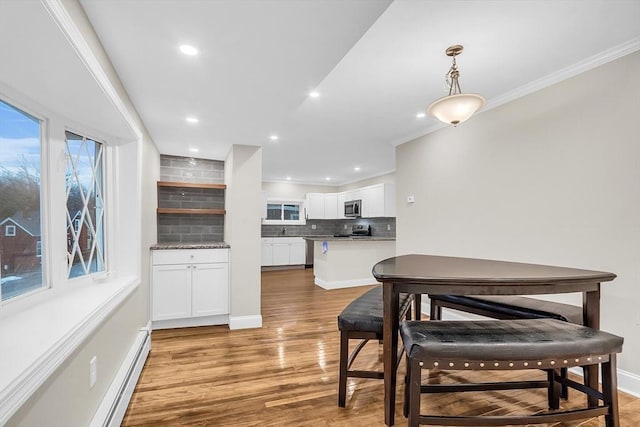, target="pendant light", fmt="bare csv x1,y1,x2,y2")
427,45,485,126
